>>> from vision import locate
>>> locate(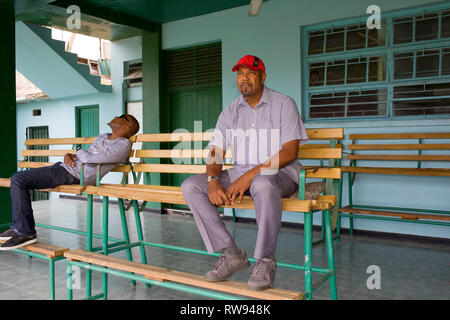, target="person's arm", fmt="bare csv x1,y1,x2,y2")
206,146,231,206
225,139,299,205
76,140,131,164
